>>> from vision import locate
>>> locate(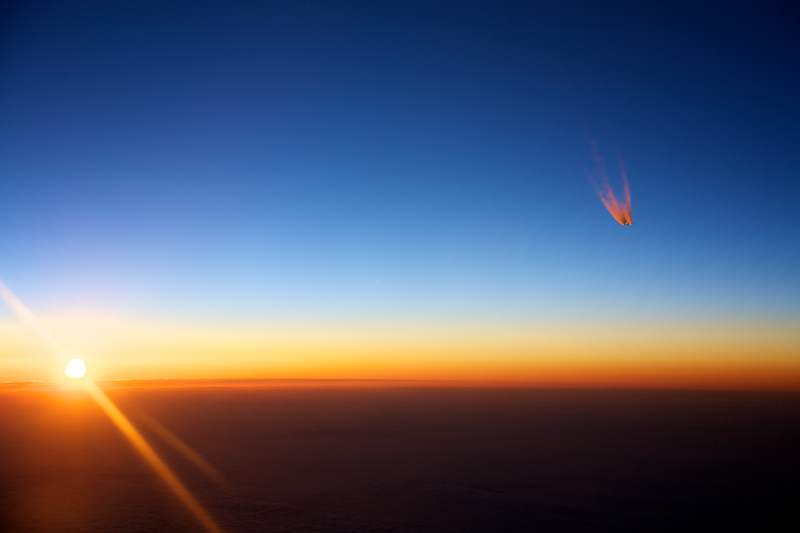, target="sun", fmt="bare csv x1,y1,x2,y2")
63,357,89,380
